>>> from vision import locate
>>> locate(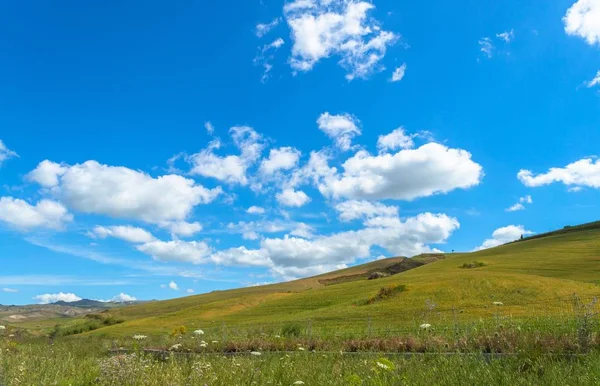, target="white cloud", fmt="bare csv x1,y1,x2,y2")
271,264,348,281
34,292,82,304
563,0,600,46
159,221,203,237
276,188,311,207
210,246,272,267
137,240,212,264
255,38,286,83
586,71,600,88
188,127,265,185
284,0,398,80
317,112,361,151
262,212,459,269
496,29,515,43
390,63,407,82
110,293,137,302
0,140,17,167
259,147,301,176
205,121,215,134
334,200,398,222
186,288,195,294
318,143,483,201
0,197,73,231
91,225,155,244
2,288,18,293
475,225,533,251
247,206,266,214
506,203,525,212
290,222,315,239
27,160,221,224
168,281,179,291
506,195,533,212
479,37,494,58
256,18,281,38
518,158,600,189
377,127,414,151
